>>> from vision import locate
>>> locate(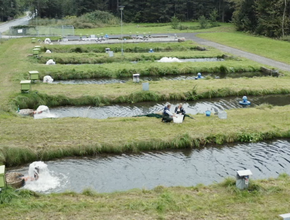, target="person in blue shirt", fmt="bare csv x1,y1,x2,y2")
162,104,175,122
